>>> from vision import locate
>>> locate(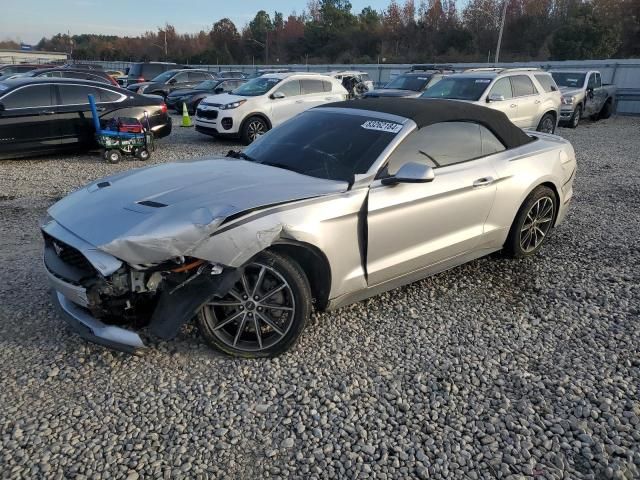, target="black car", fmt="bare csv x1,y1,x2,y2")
127,62,185,84
0,64,55,81
21,68,119,86
0,78,171,160
363,71,452,98
126,69,215,99
165,78,246,114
